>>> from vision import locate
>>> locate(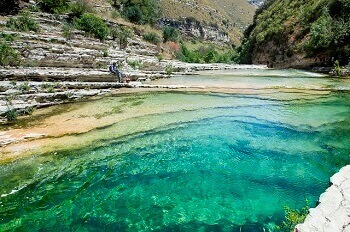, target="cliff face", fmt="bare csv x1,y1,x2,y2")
242,0,350,68
159,0,256,45
158,18,230,45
